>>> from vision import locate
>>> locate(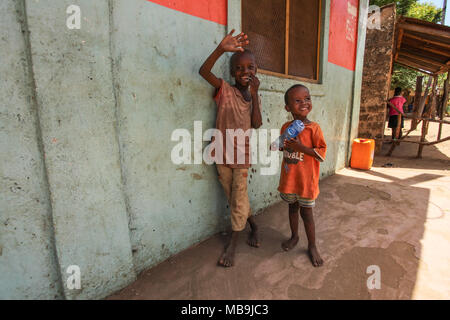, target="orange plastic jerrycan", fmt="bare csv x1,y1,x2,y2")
350,138,375,170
